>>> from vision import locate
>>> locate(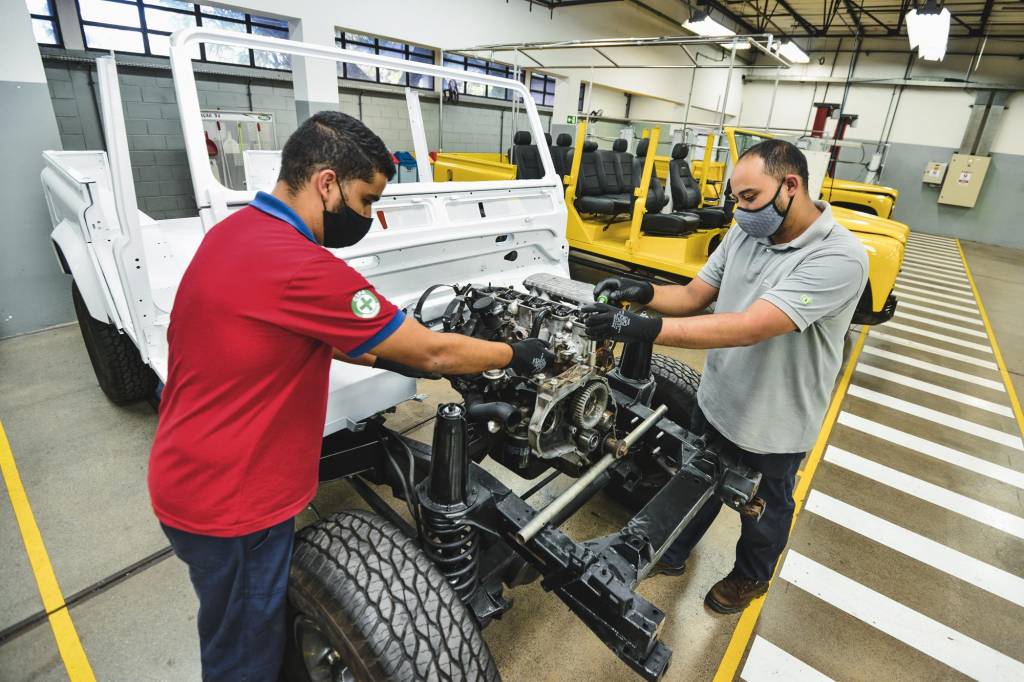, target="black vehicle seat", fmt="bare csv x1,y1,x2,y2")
668,143,727,229
632,138,670,214
550,133,572,180
509,131,544,180
596,146,632,210
633,138,699,237
611,138,636,198
570,141,619,214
